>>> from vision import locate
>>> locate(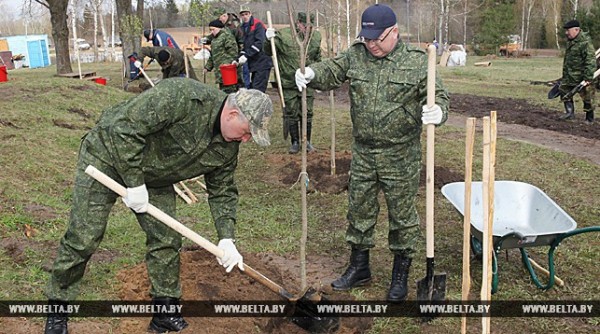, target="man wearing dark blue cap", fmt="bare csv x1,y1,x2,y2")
295,4,449,302
559,19,596,123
